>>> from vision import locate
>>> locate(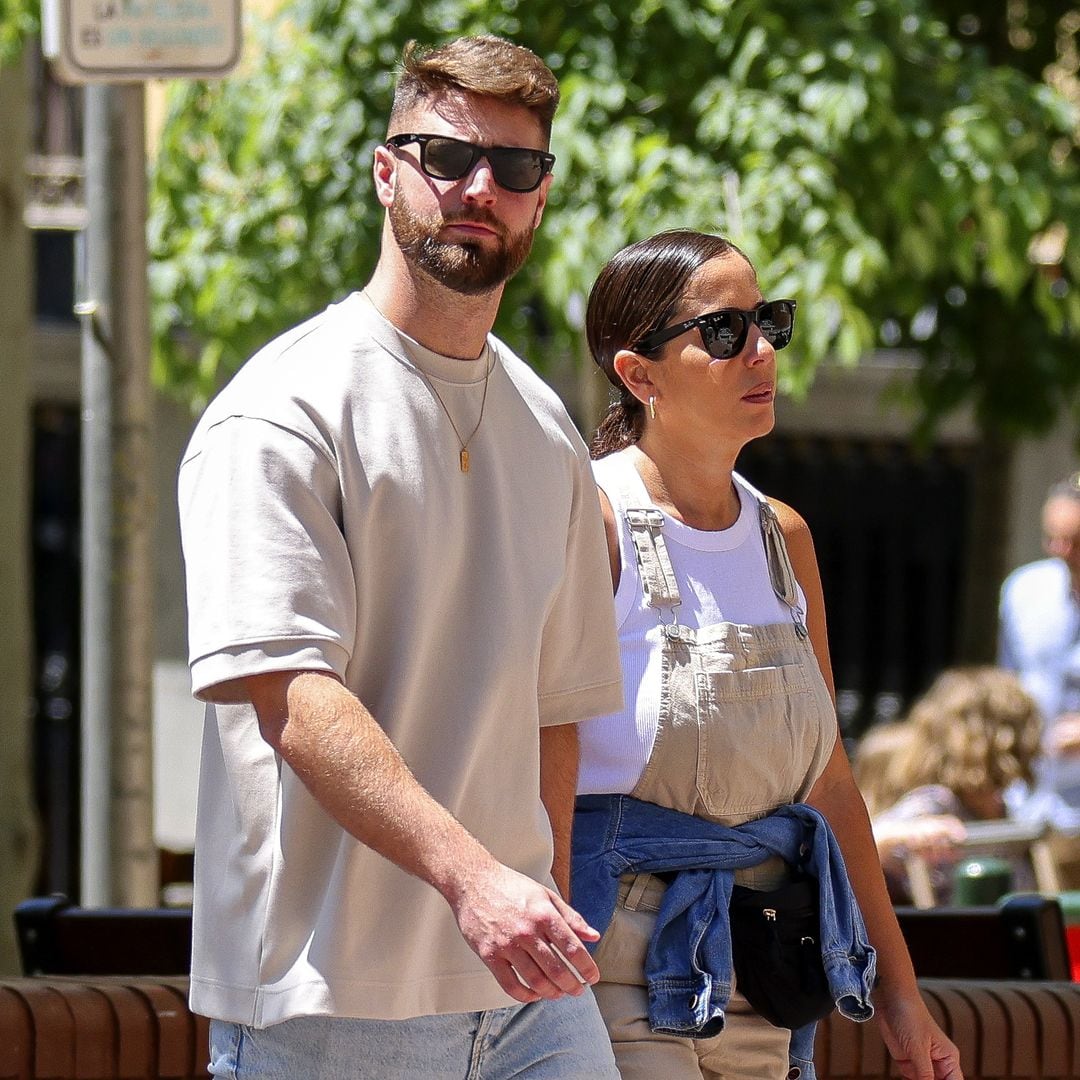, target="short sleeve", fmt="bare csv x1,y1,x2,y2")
998,577,1018,670
178,416,357,703
536,445,623,726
